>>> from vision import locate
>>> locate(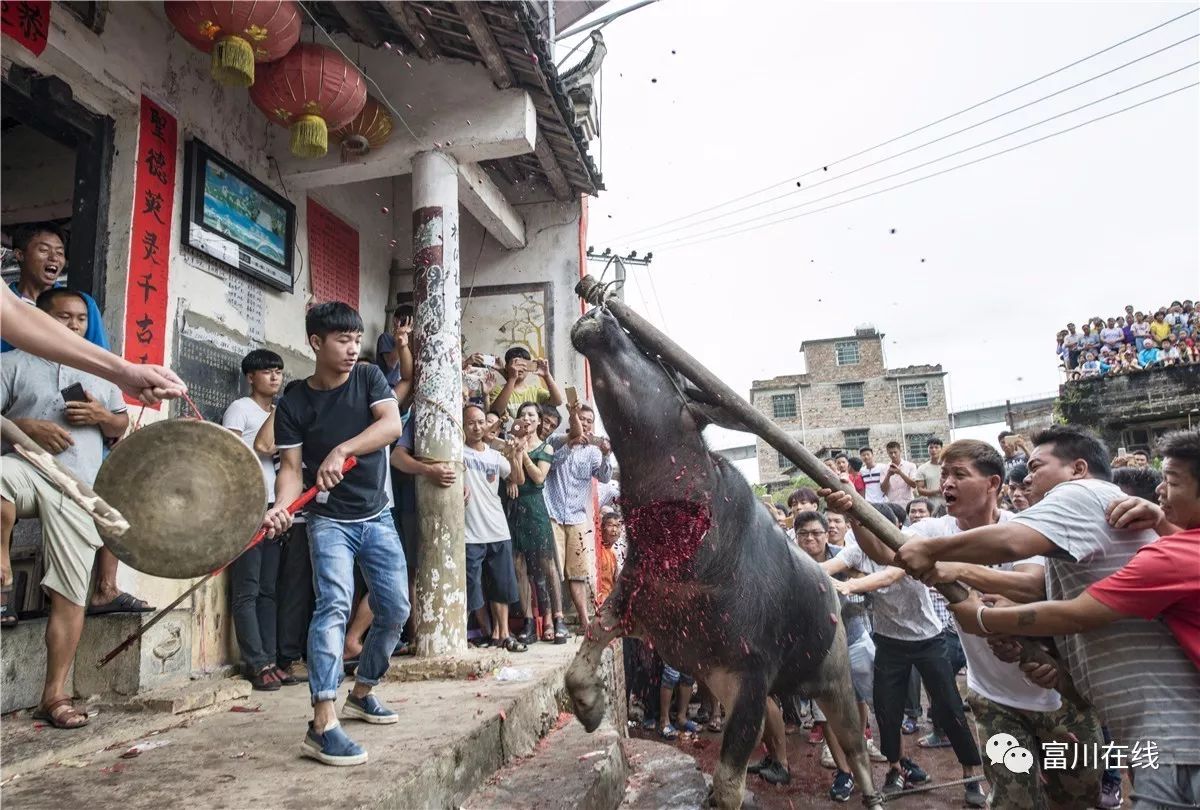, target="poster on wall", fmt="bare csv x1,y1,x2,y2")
121,95,177,408
1,1,50,56
307,199,359,307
